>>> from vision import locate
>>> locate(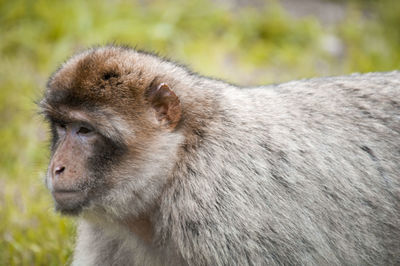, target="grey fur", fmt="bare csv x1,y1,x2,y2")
48,47,400,266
